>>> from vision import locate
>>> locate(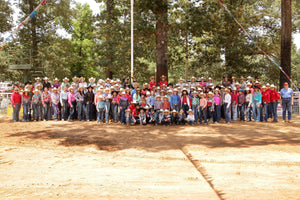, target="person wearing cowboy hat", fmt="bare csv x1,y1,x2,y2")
261,86,271,122
110,90,119,122
125,87,133,103
67,87,76,121
35,83,43,93
178,78,185,89
222,75,231,88
84,85,95,121
103,87,112,123
133,87,141,103
122,77,129,88
21,88,31,122
231,87,238,121
41,86,52,121
207,77,214,88
51,87,60,121
148,90,156,108
223,88,231,123
31,89,42,121
237,88,246,122
142,83,150,93
138,107,147,125
252,85,262,122
191,90,199,123
159,75,168,87
87,77,95,87
199,77,206,89
162,109,171,126
125,108,136,126
71,76,79,90
10,87,22,122
105,78,111,88
61,77,70,92
247,76,253,83
240,77,246,90
79,77,87,89
154,95,163,117
42,77,51,90
269,84,280,123
198,92,207,124
170,109,178,125
145,91,152,108
206,91,215,123
149,76,157,90
75,86,86,121
245,87,252,122
130,76,137,89
33,77,41,88
280,82,294,123
185,109,195,125
162,95,171,110
213,88,222,123
181,88,191,116
96,95,105,123
189,76,197,88
60,85,69,121
119,91,130,124
52,78,61,89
